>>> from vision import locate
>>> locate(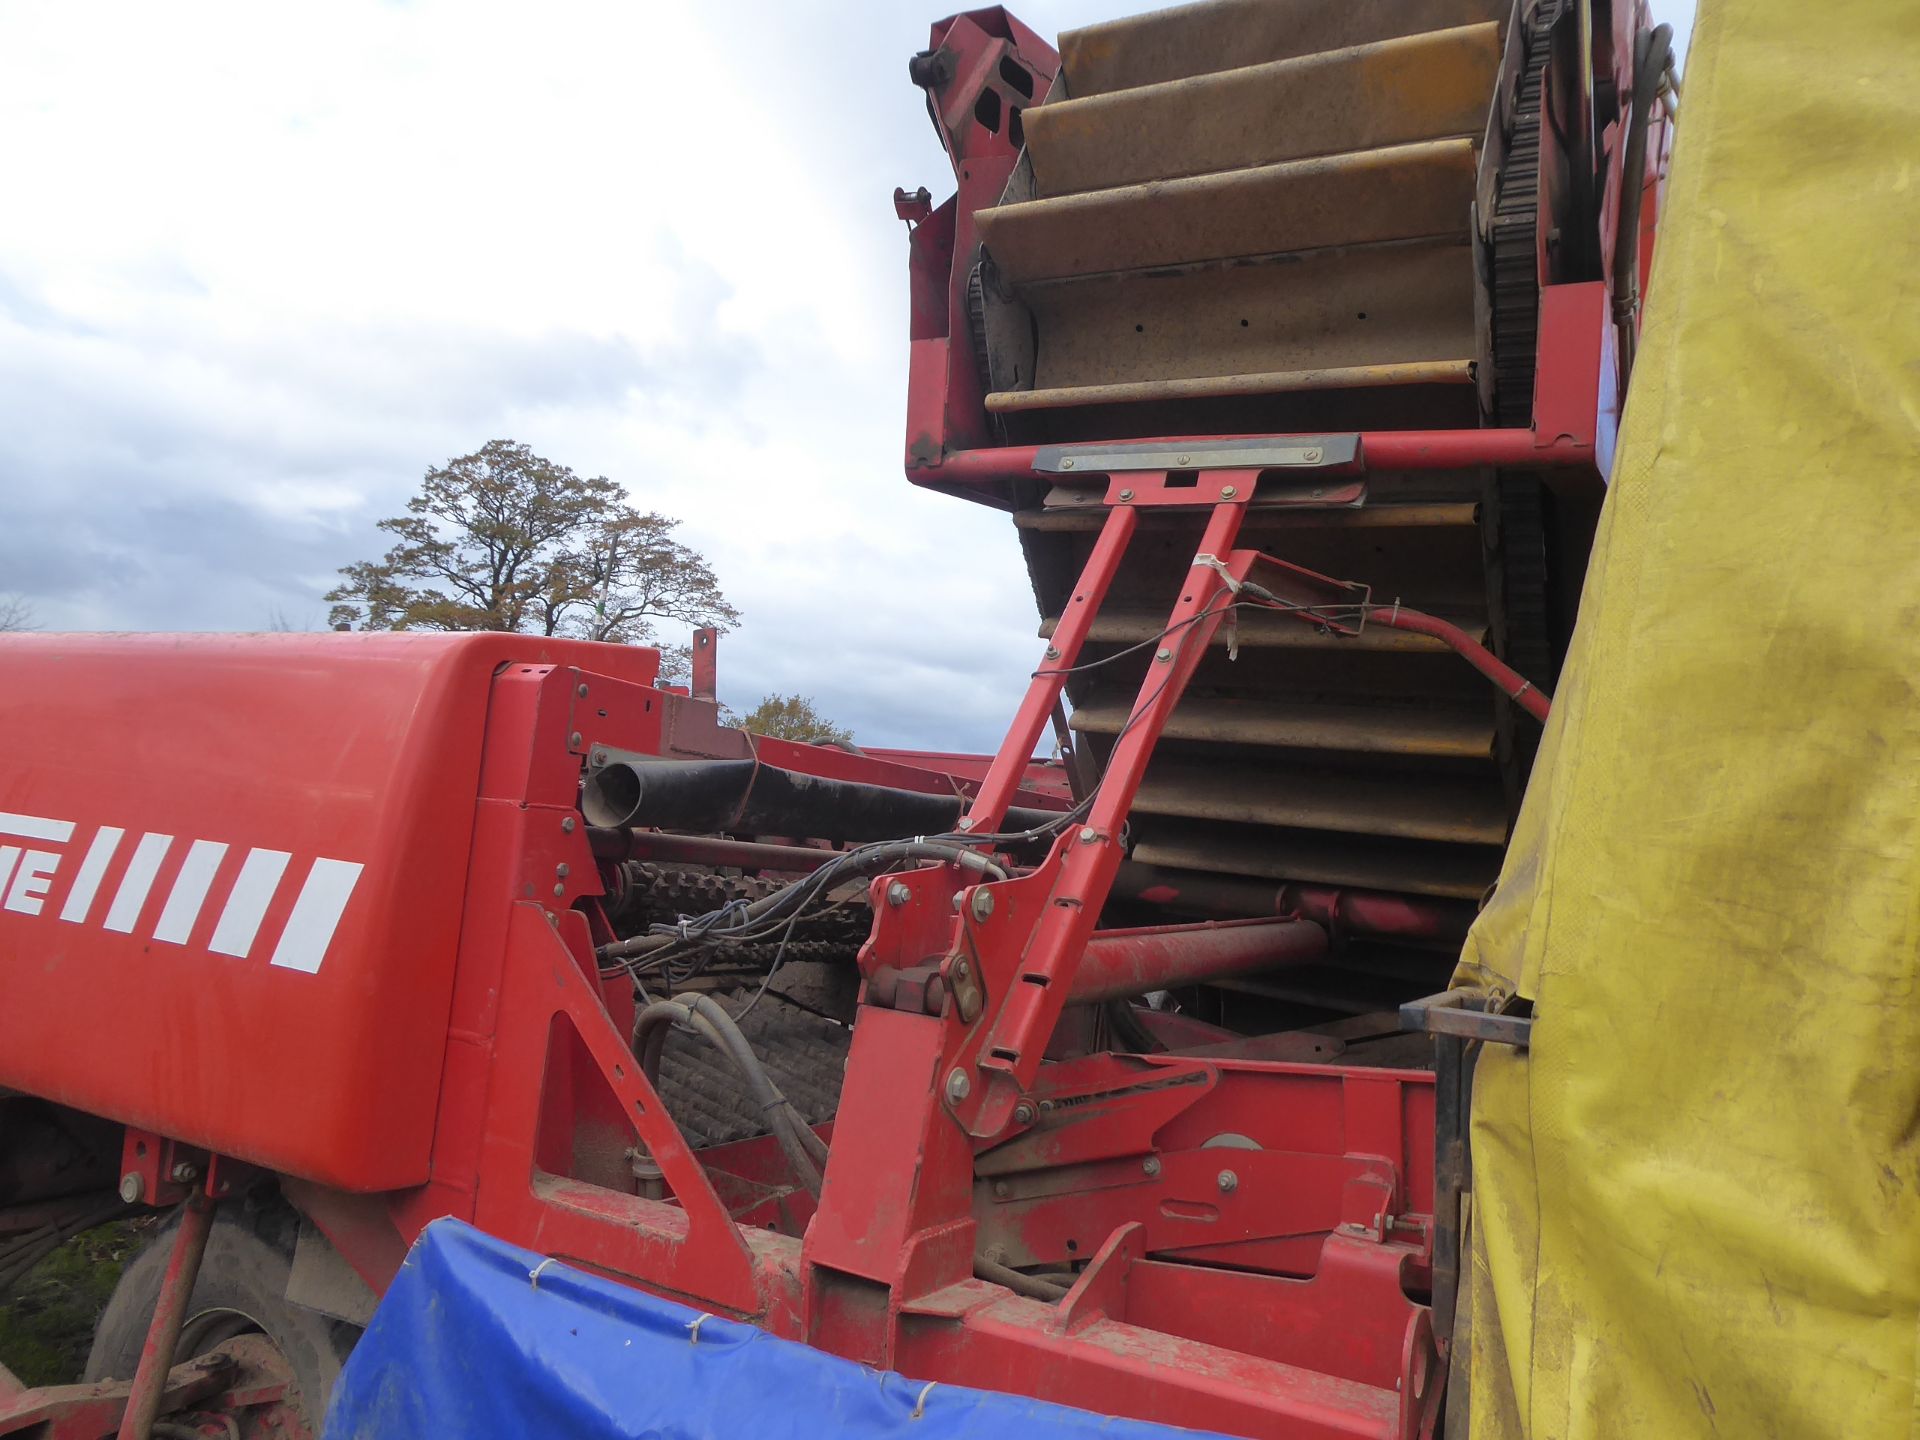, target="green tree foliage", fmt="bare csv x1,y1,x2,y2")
740,693,854,747
326,440,739,646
